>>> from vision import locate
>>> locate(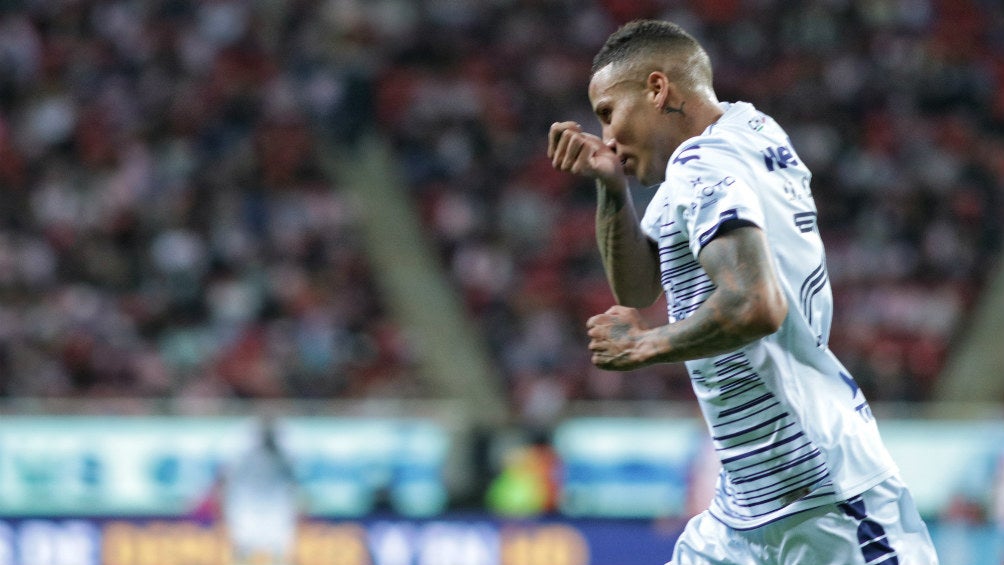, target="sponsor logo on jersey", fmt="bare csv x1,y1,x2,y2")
762,144,799,172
